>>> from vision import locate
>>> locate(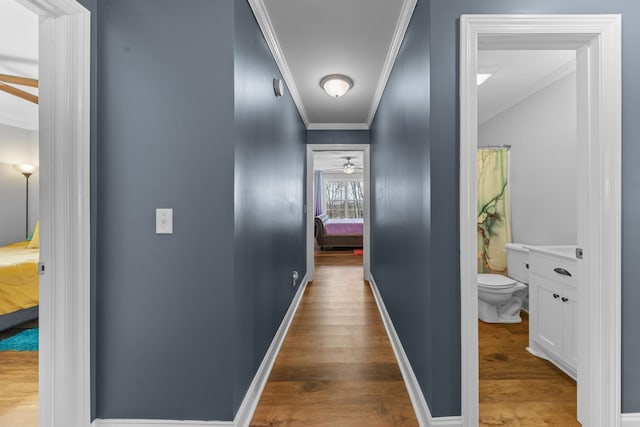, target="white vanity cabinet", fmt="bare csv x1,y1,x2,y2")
527,247,578,379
